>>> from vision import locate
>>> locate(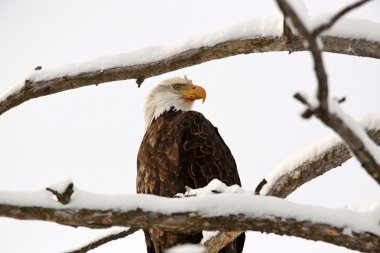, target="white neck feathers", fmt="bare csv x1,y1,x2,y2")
144,85,193,129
